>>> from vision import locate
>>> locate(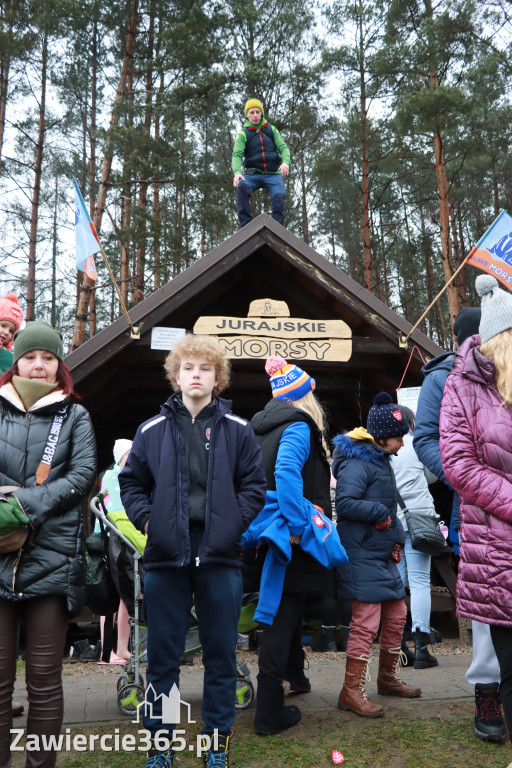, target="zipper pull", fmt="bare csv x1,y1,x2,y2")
195,556,200,567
